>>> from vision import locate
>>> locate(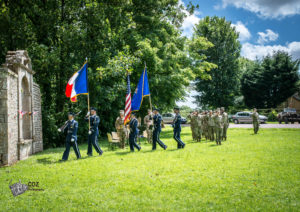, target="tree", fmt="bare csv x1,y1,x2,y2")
241,51,300,108
192,16,241,109
0,0,215,148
